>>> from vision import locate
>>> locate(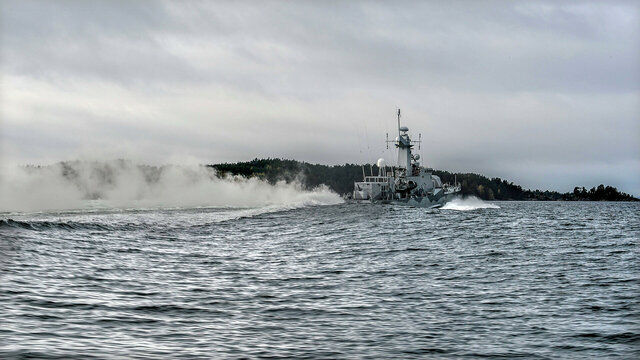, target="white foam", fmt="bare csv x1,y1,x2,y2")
441,196,500,211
